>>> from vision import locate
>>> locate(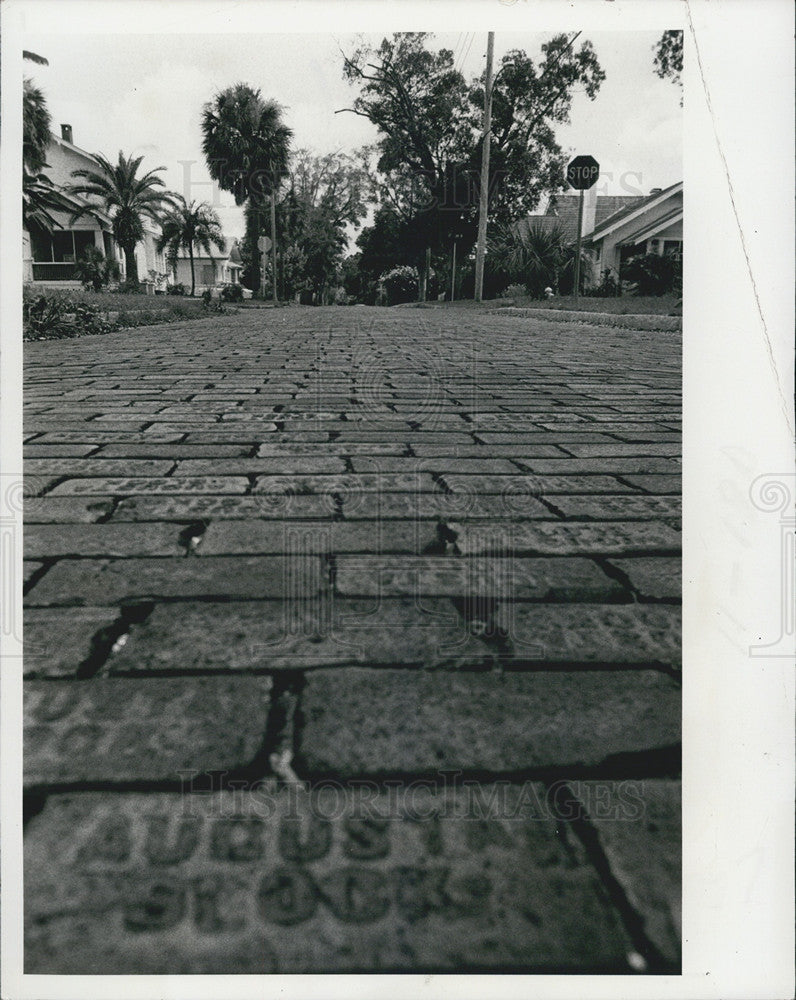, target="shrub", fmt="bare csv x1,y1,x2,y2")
622,253,682,296
381,265,419,305
588,268,621,298
501,283,527,300
167,282,186,296
74,247,120,292
220,283,244,303
23,288,115,340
